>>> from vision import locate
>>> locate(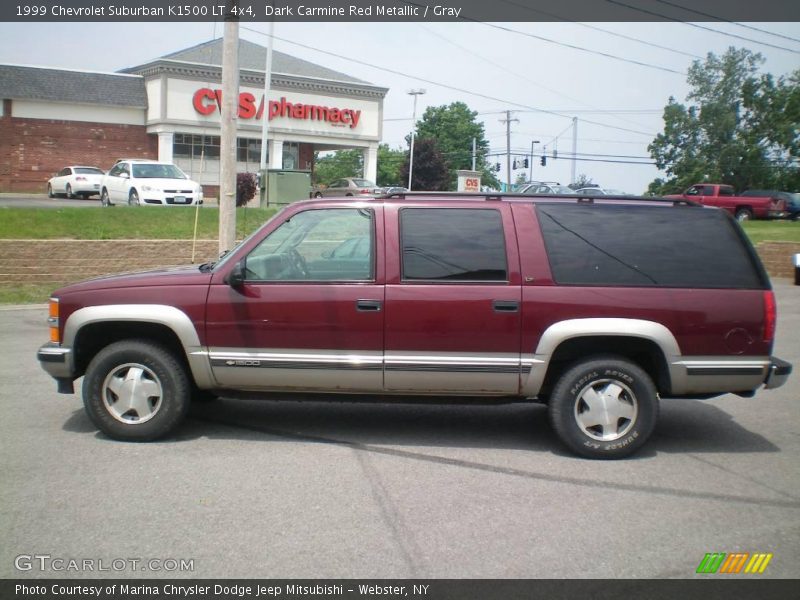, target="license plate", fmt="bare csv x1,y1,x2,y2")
173,196,188,204
93,184,100,189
